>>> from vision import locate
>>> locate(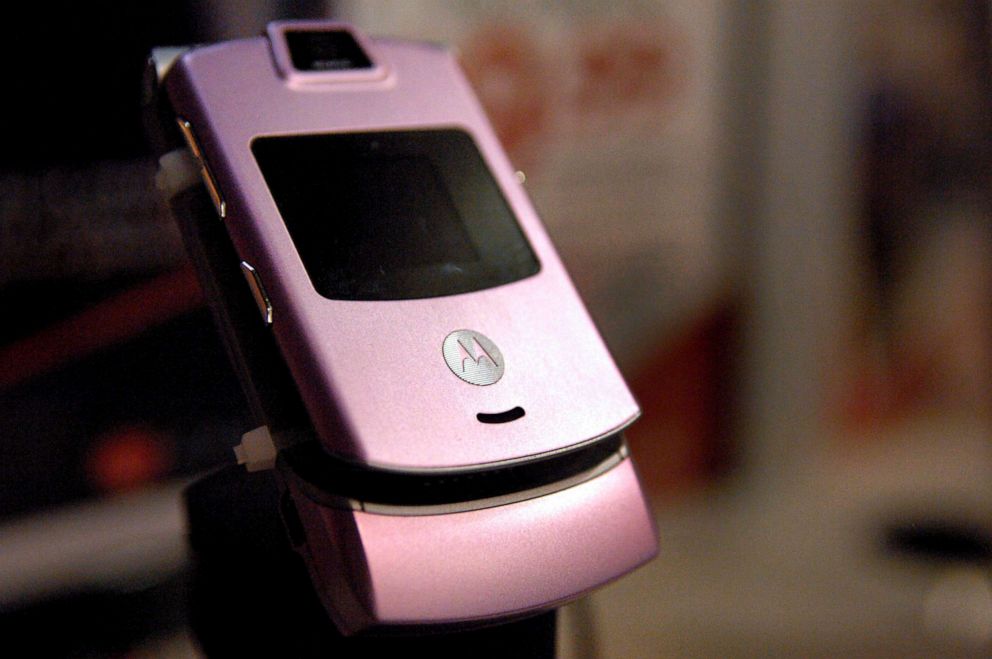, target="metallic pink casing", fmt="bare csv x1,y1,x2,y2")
165,22,641,471
287,459,657,634
166,22,658,633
